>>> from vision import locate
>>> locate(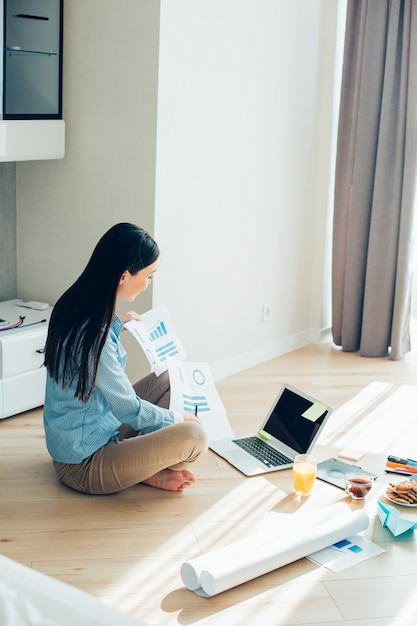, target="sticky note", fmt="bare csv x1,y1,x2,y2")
302,402,326,422
338,449,365,462
258,430,272,440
